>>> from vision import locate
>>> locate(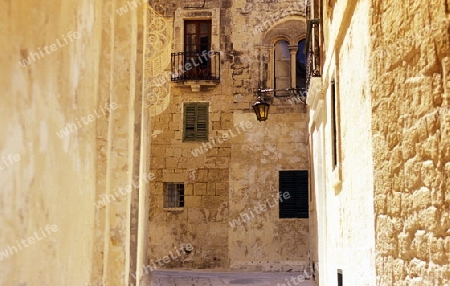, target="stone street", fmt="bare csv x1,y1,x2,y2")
146,270,315,286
